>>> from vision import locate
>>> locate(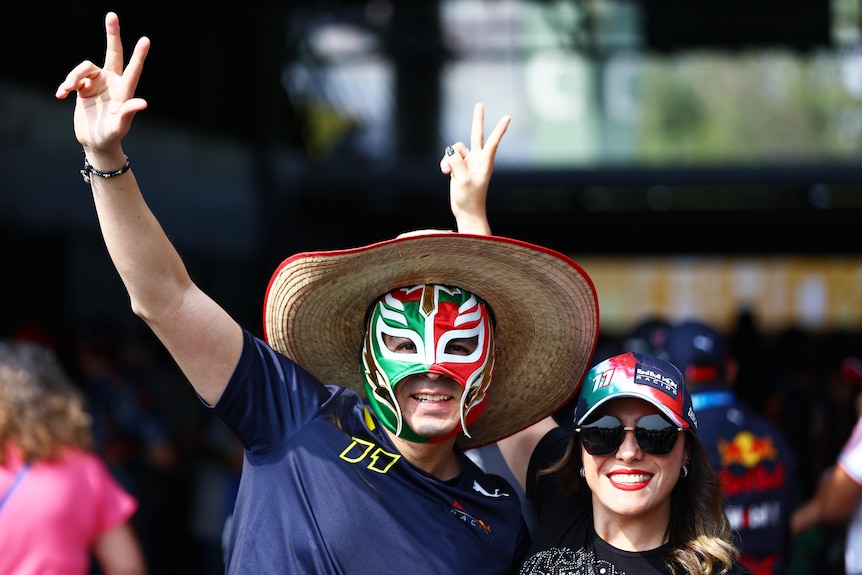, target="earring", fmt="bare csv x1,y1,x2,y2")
579,467,586,478
680,465,689,478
